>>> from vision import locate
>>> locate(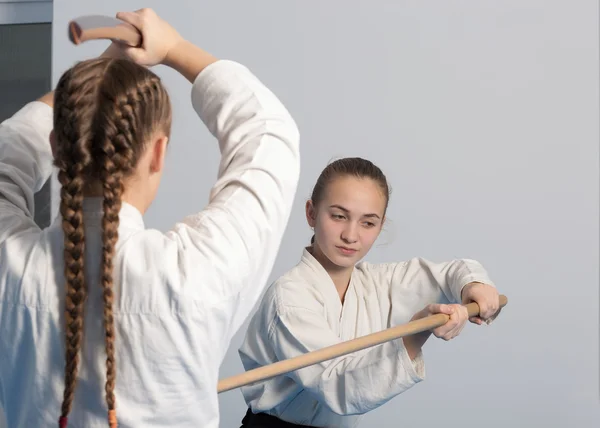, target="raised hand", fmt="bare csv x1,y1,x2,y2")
112,8,185,67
